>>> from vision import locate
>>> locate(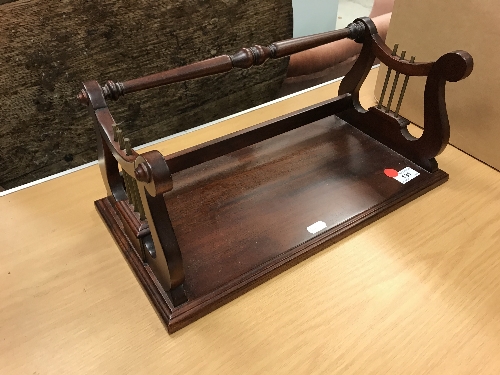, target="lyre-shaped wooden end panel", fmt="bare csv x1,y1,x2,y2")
337,17,473,172
82,81,187,306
